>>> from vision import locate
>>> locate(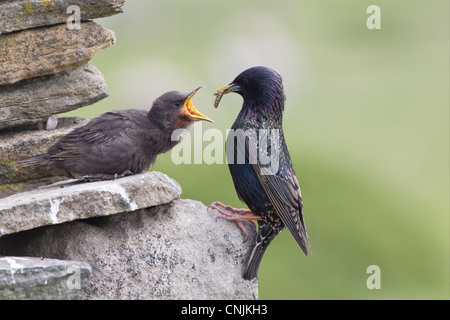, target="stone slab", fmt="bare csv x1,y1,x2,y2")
0,21,115,85
0,199,258,299
0,171,182,237
0,64,108,130
0,0,125,34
